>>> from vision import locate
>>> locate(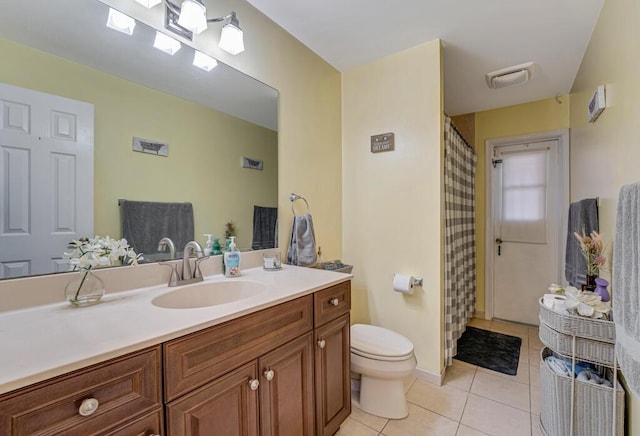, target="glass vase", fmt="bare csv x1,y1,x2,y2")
65,269,105,306
582,274,597,292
